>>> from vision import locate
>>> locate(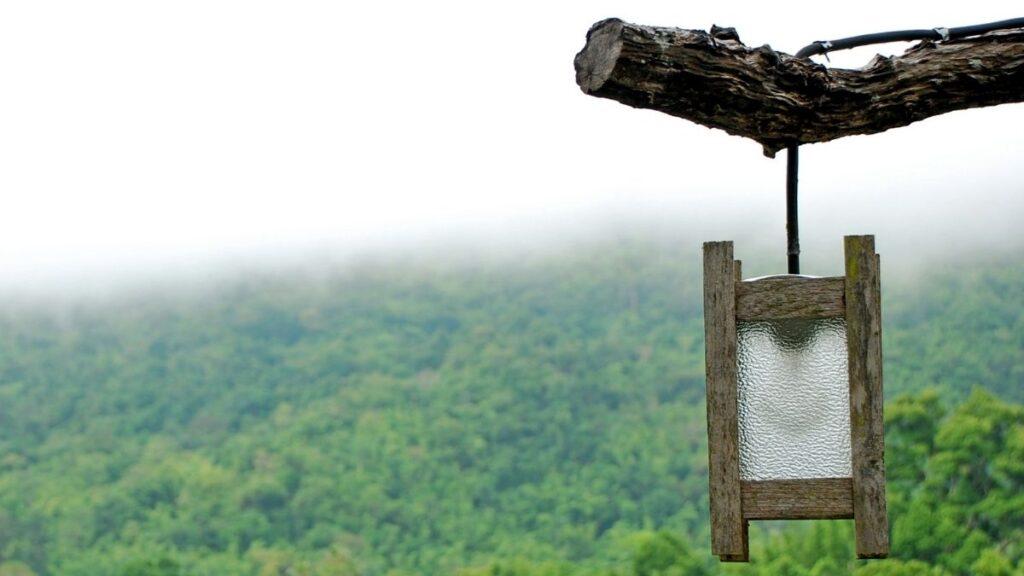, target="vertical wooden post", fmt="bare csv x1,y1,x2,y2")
725,258,749,563
844,235,889,558
703,242,745,559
